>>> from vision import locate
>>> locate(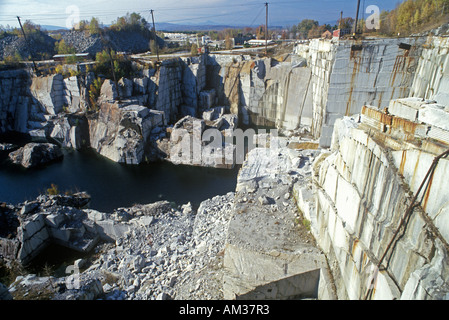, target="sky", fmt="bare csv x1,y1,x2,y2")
0,0,402,29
